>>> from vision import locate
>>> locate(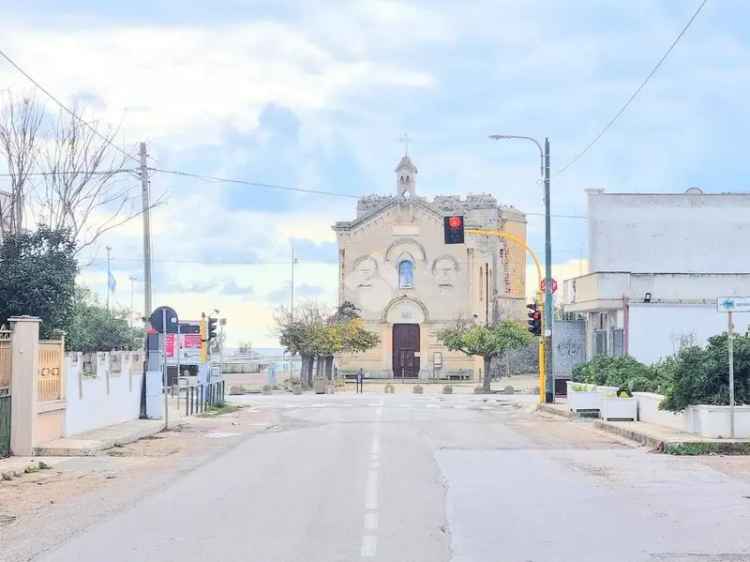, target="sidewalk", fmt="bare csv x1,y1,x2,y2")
539,400,750,454
34,419,165,457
